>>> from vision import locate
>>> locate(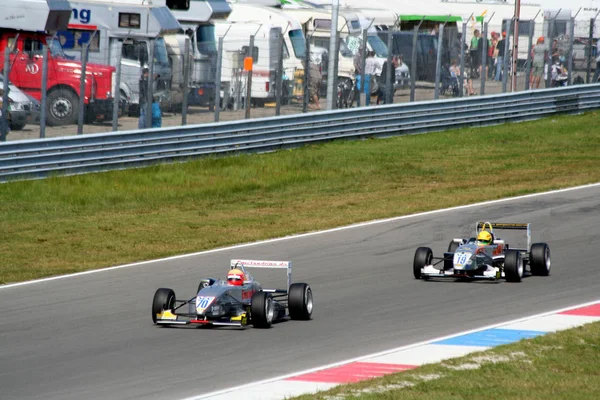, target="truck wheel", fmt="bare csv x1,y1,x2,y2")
414,247,433,279
504,250,523,282
47,88,78,126
152,288,176,324
251,291,274,328
530,243,551,276
288,283,313,320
